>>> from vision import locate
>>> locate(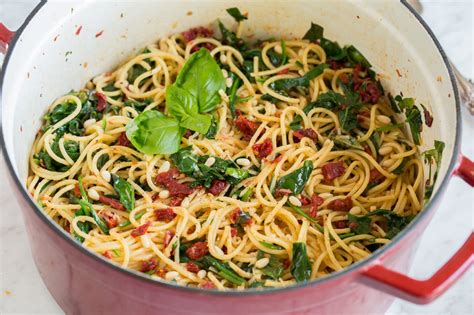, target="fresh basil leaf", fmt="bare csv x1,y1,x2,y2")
276,160,313,195
303,22,324,41
291,243,311,282
125,110,183,154
111,174,135,211
395,95,415,110
226,7,247,22
166,85,212,134
174,48,225,114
